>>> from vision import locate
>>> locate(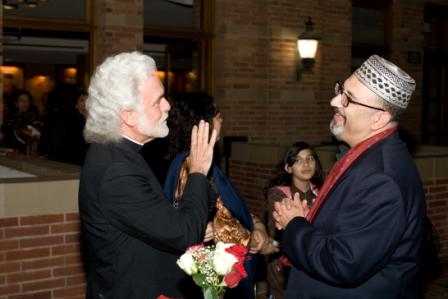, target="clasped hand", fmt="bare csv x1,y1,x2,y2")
273,193,309,230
